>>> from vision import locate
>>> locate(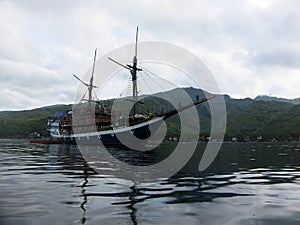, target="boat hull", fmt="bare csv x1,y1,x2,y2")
51,117,165,146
